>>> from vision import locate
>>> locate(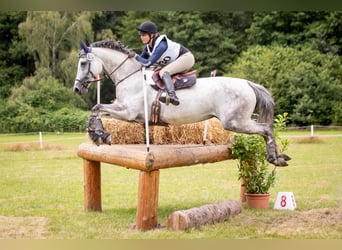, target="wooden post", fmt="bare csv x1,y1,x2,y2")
77,143,234,231
136,170,160,230
83,159,102,211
